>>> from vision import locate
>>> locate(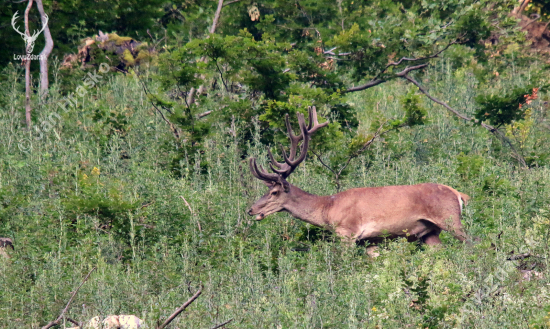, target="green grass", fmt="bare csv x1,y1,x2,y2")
0,61,549,328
